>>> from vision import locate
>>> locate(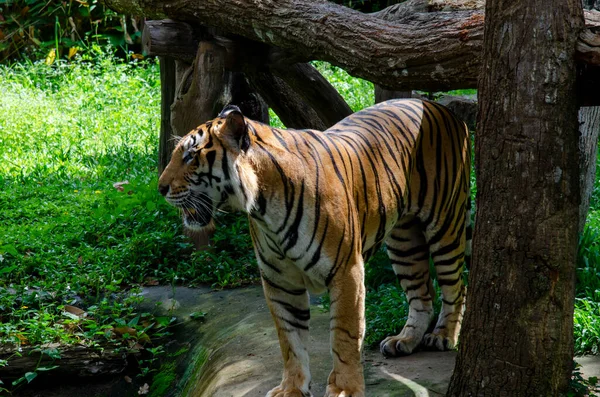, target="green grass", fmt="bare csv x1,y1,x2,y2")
0,54,231,391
